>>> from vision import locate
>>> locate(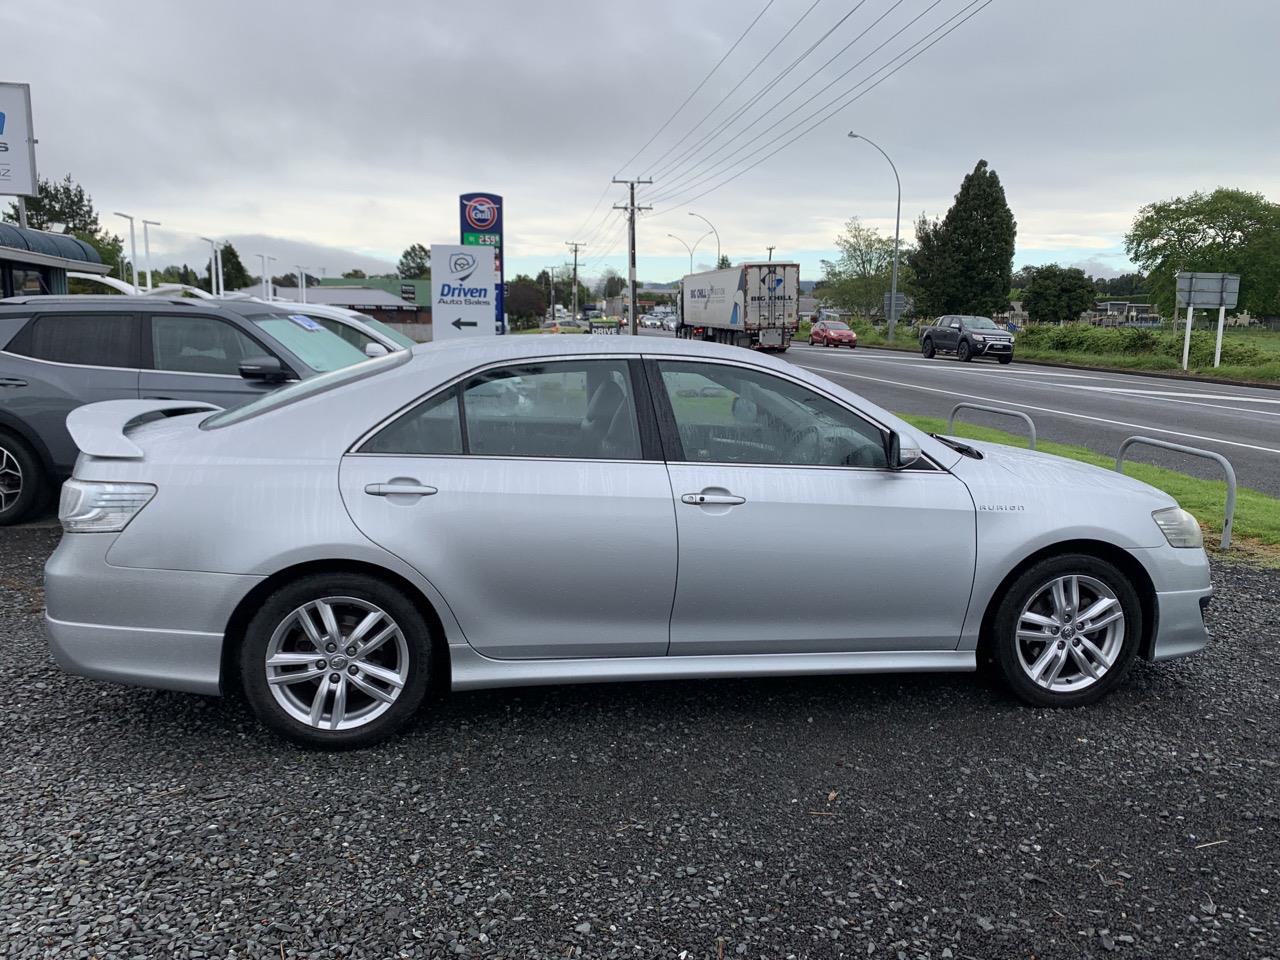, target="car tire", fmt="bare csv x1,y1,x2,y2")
239,572,434,749
0,430,47,527
998,355,1012,365
958,340,972,362
991,553,1142,708
921,338,935,359
808,336,816,345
